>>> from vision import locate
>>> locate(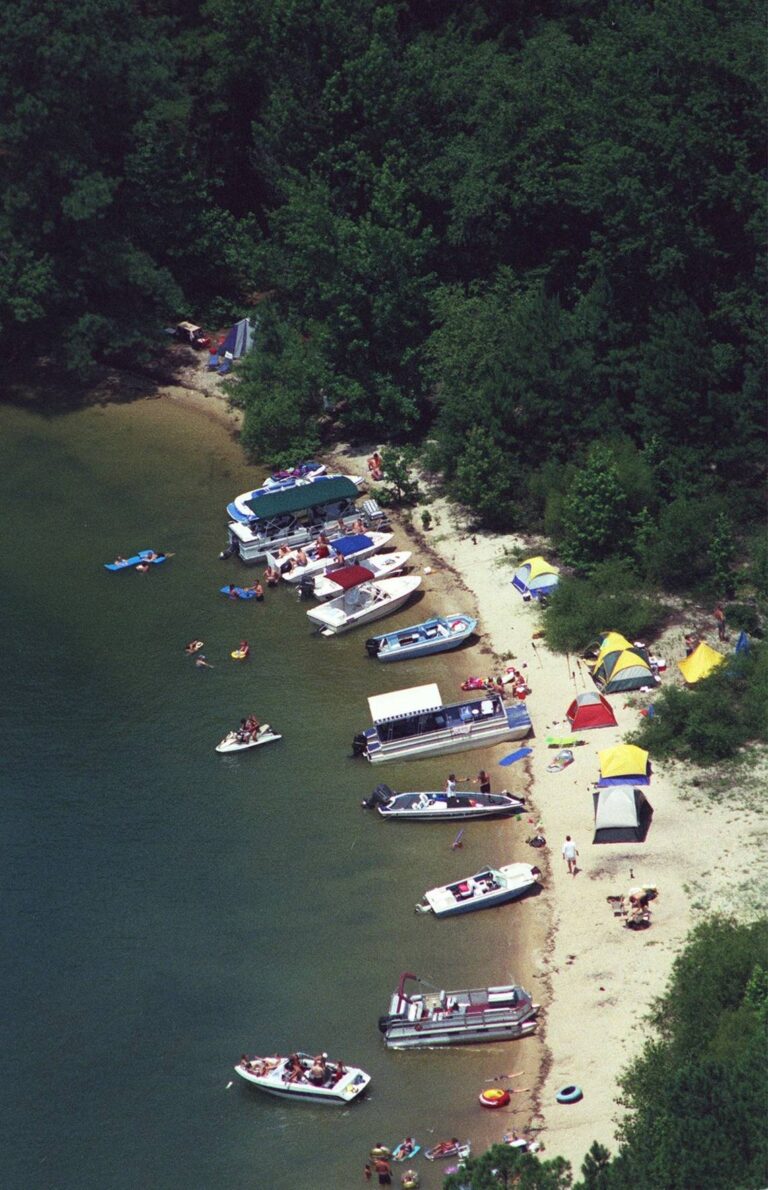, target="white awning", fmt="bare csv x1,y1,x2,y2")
368,683,442,724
